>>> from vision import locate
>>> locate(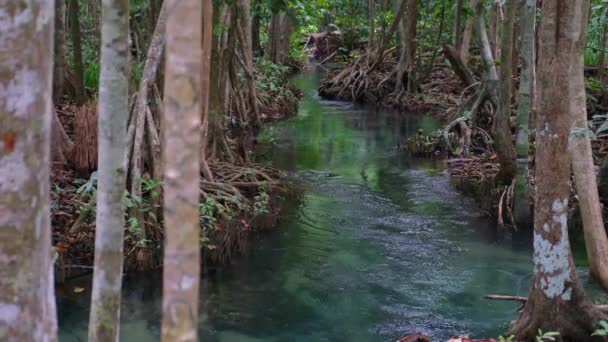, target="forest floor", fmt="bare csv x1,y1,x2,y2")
318,49,608,229
51,76,302,282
